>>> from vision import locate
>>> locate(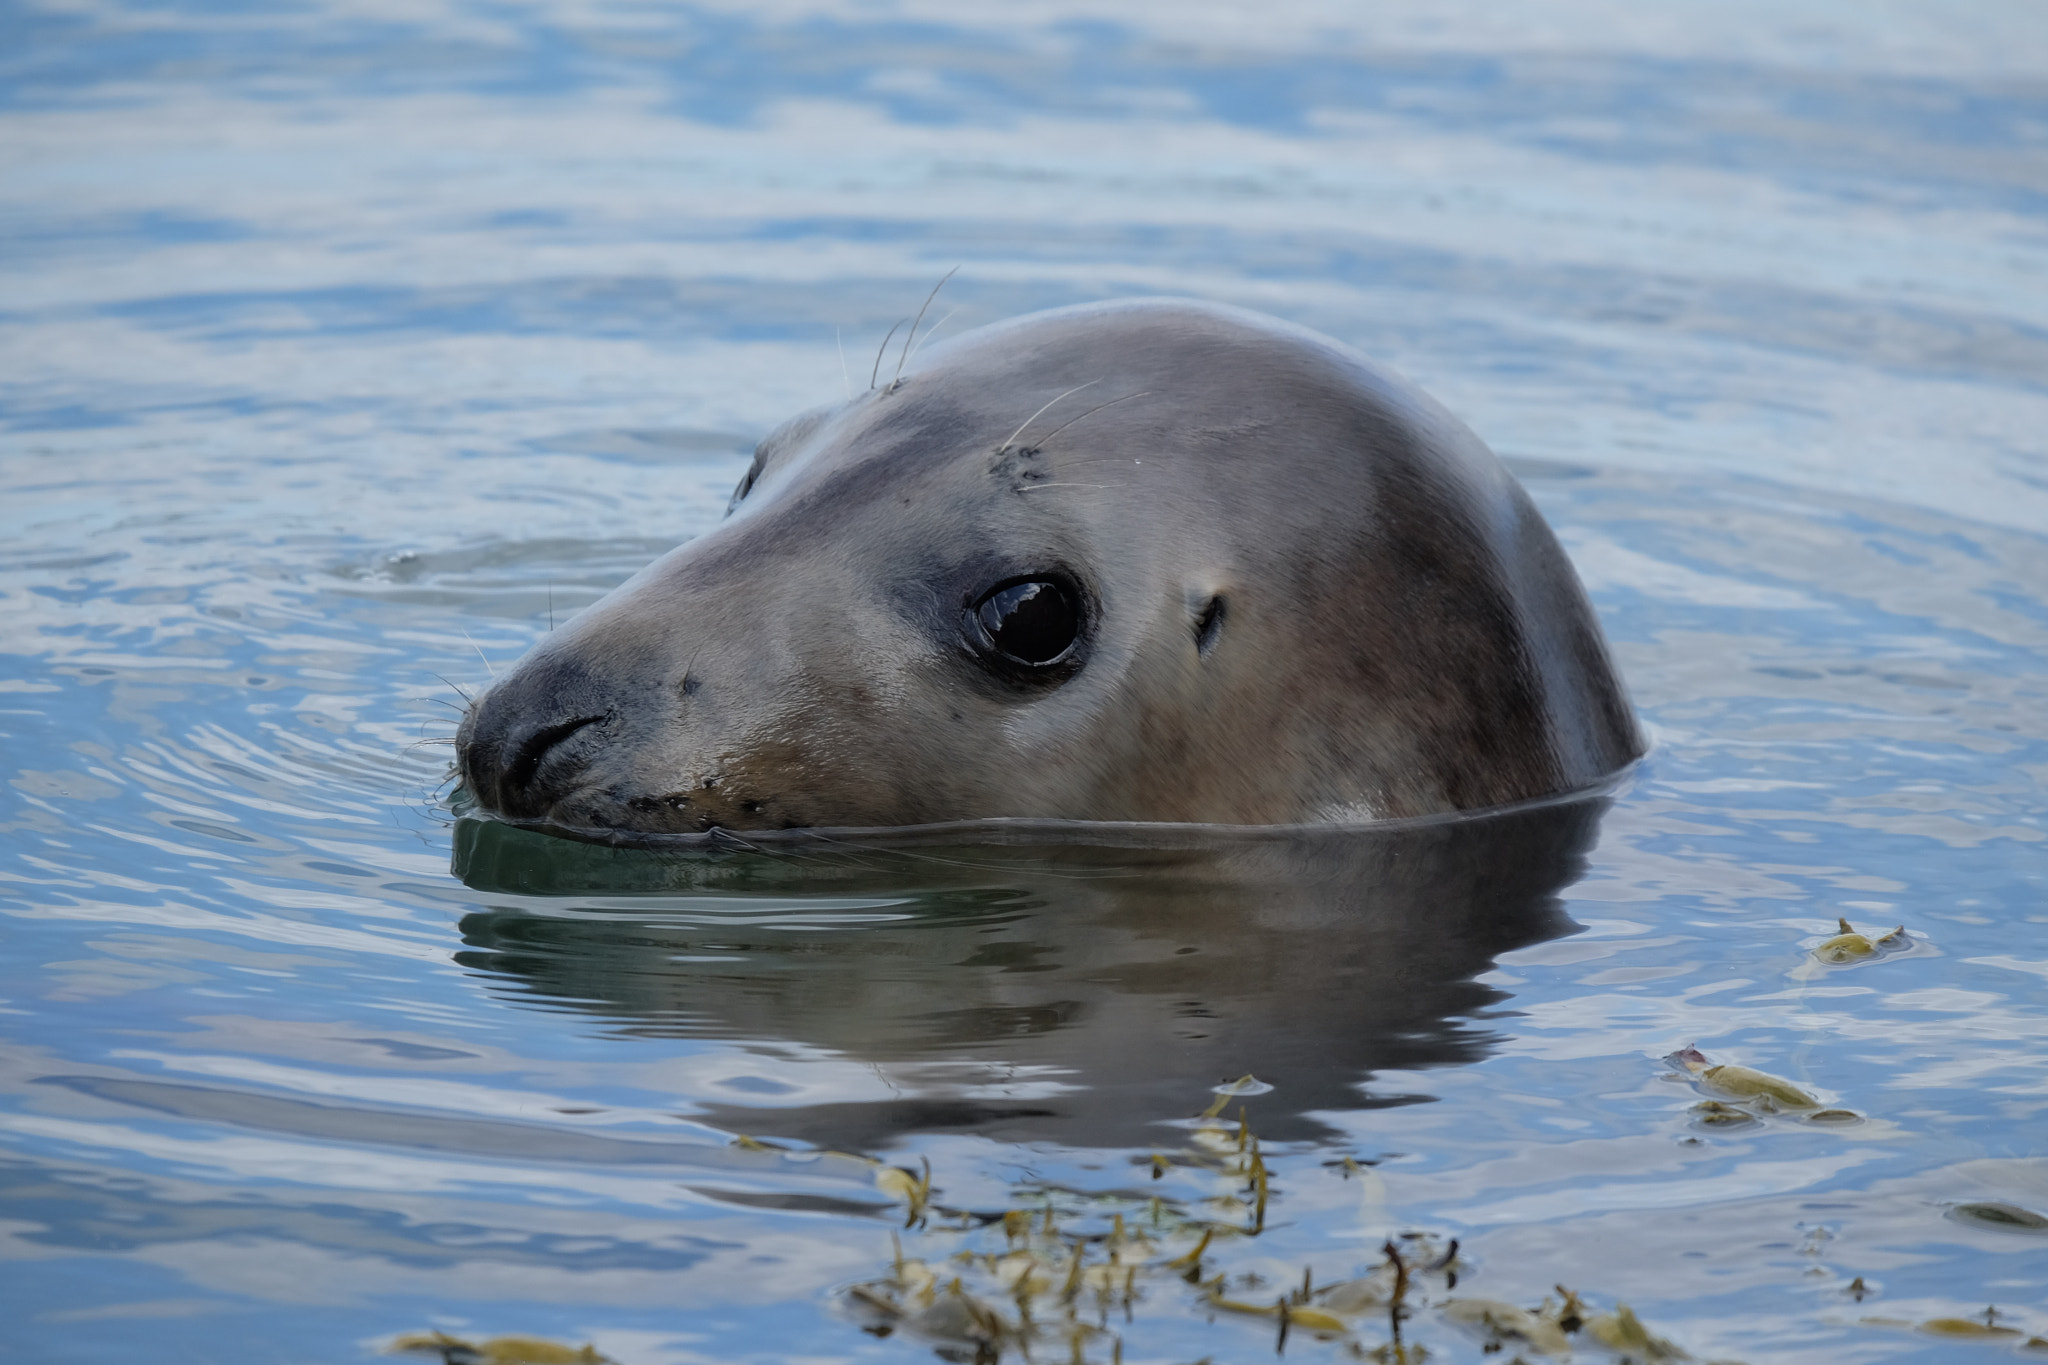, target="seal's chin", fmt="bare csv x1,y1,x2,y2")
455,787,789,840
450,759,808,838
548,780,800,836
